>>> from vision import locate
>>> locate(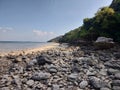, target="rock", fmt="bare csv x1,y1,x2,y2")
94,37,114,49
112,86,120,90
68,73,78,81
107,69,119,75
99,69,107,76
114,73,120,79
28,59,37,67
89,76,108,89
36,55,52,65
114,52,120,59
1,87,9,90
79,80,88,89
47,65,58,73
100,87,110,90
112,80,120,86
12,75,21,89
26,80,34,87
14,57,22,62
80,57,95,66
52,84,60,90
86,70,96,76
49,68,57,73
105,61,120,69
31,72,51,81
